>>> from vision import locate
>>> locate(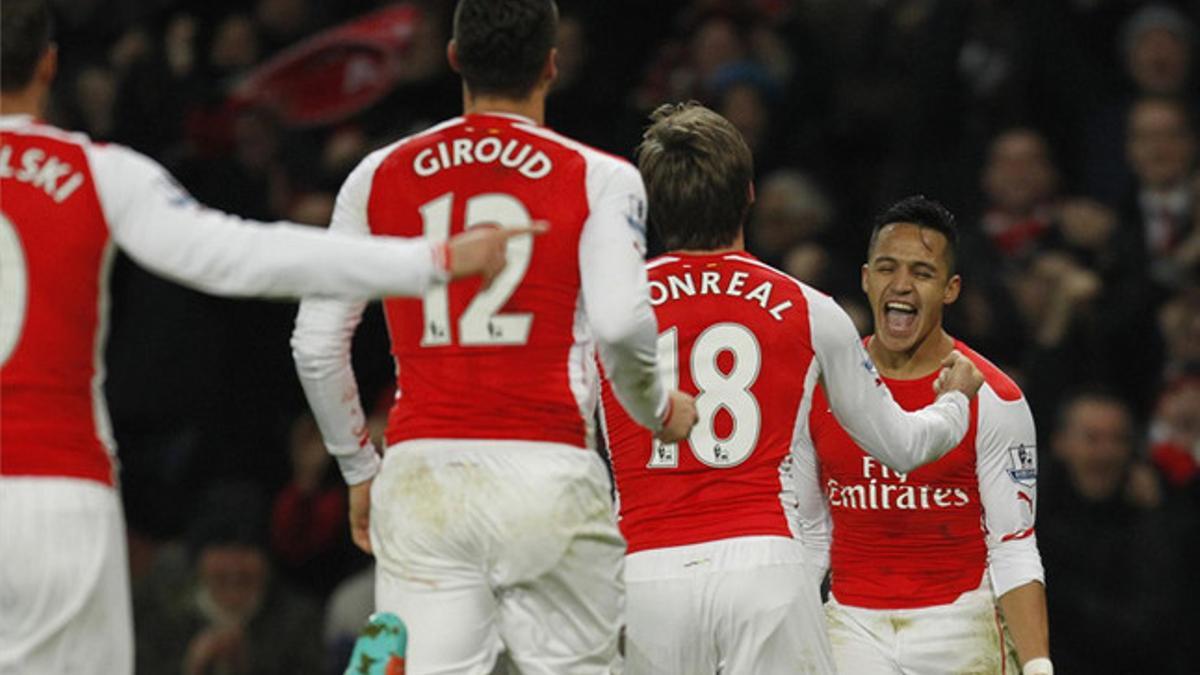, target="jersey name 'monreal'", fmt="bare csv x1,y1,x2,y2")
648,268,795,321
